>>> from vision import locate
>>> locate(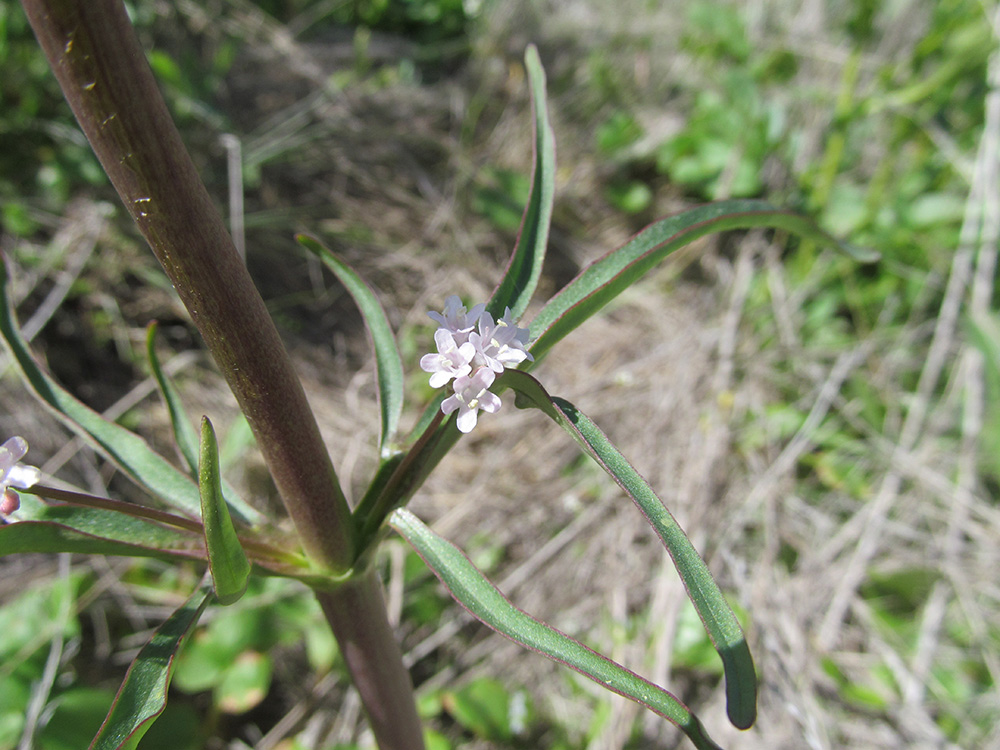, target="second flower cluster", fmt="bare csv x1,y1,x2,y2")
420,296,533,433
